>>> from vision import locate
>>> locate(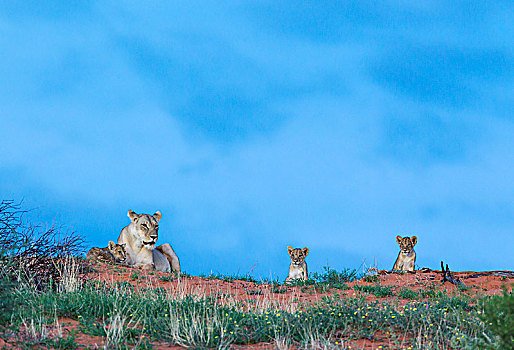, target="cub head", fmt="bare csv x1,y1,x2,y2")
127,209,162,246
287,246,309,266
396,235,417,254
108,241,127,262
